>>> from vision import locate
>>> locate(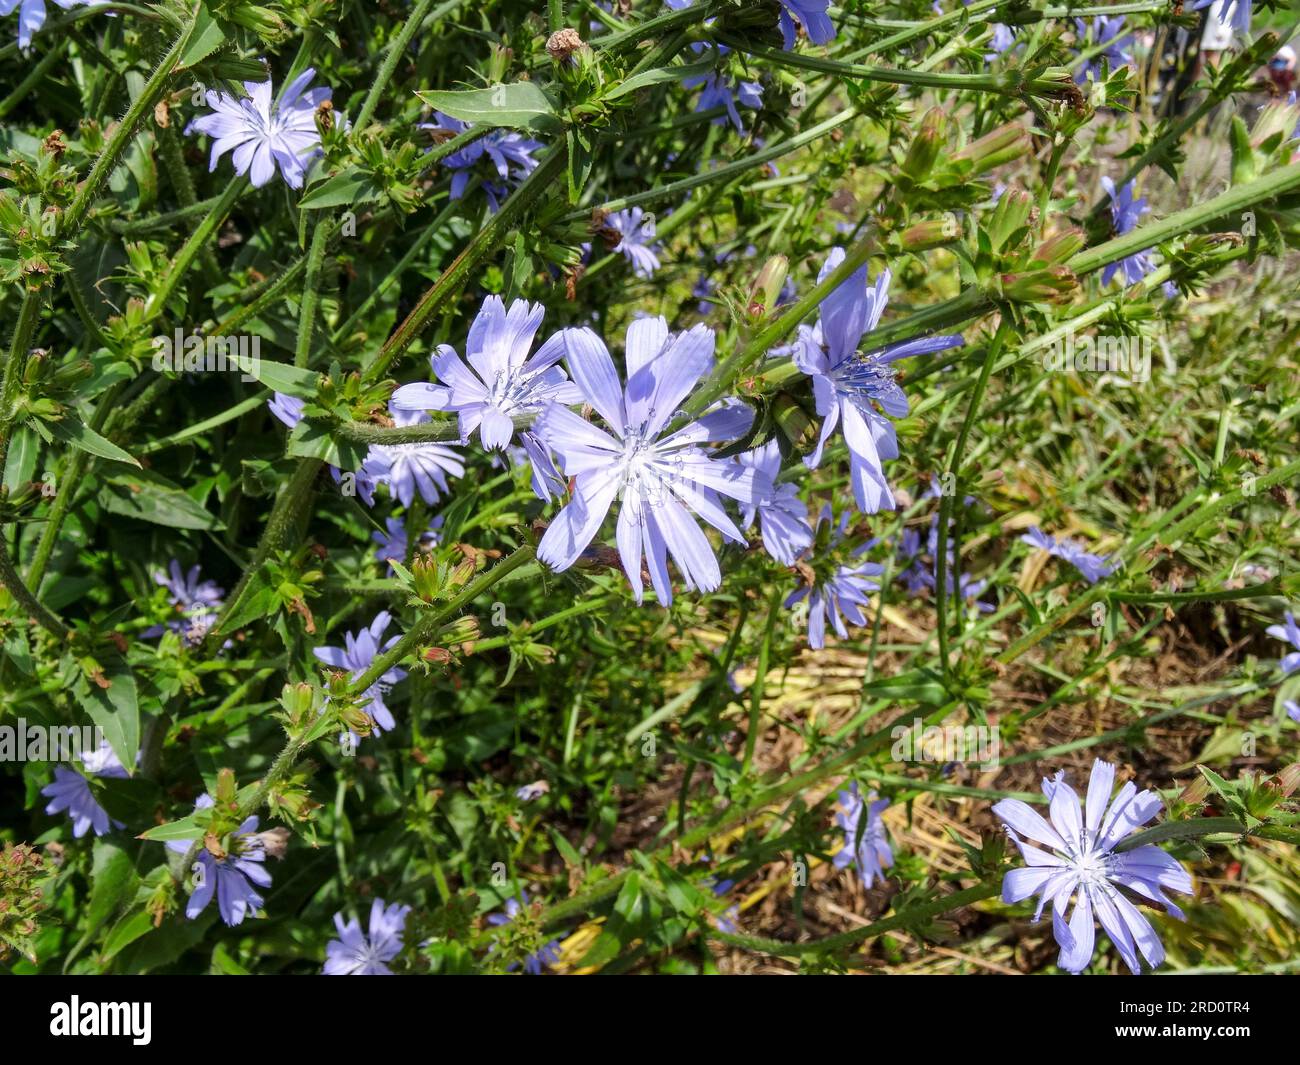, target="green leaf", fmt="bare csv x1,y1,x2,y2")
300,166,382,210
102,909,154,961
77,667,139,775
603,51,719,102
179,5,227,69
286,417,365,468
416,83,562,134
2,423,37,492
99,468,224,531
229,354,318,398
46,413,141,467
